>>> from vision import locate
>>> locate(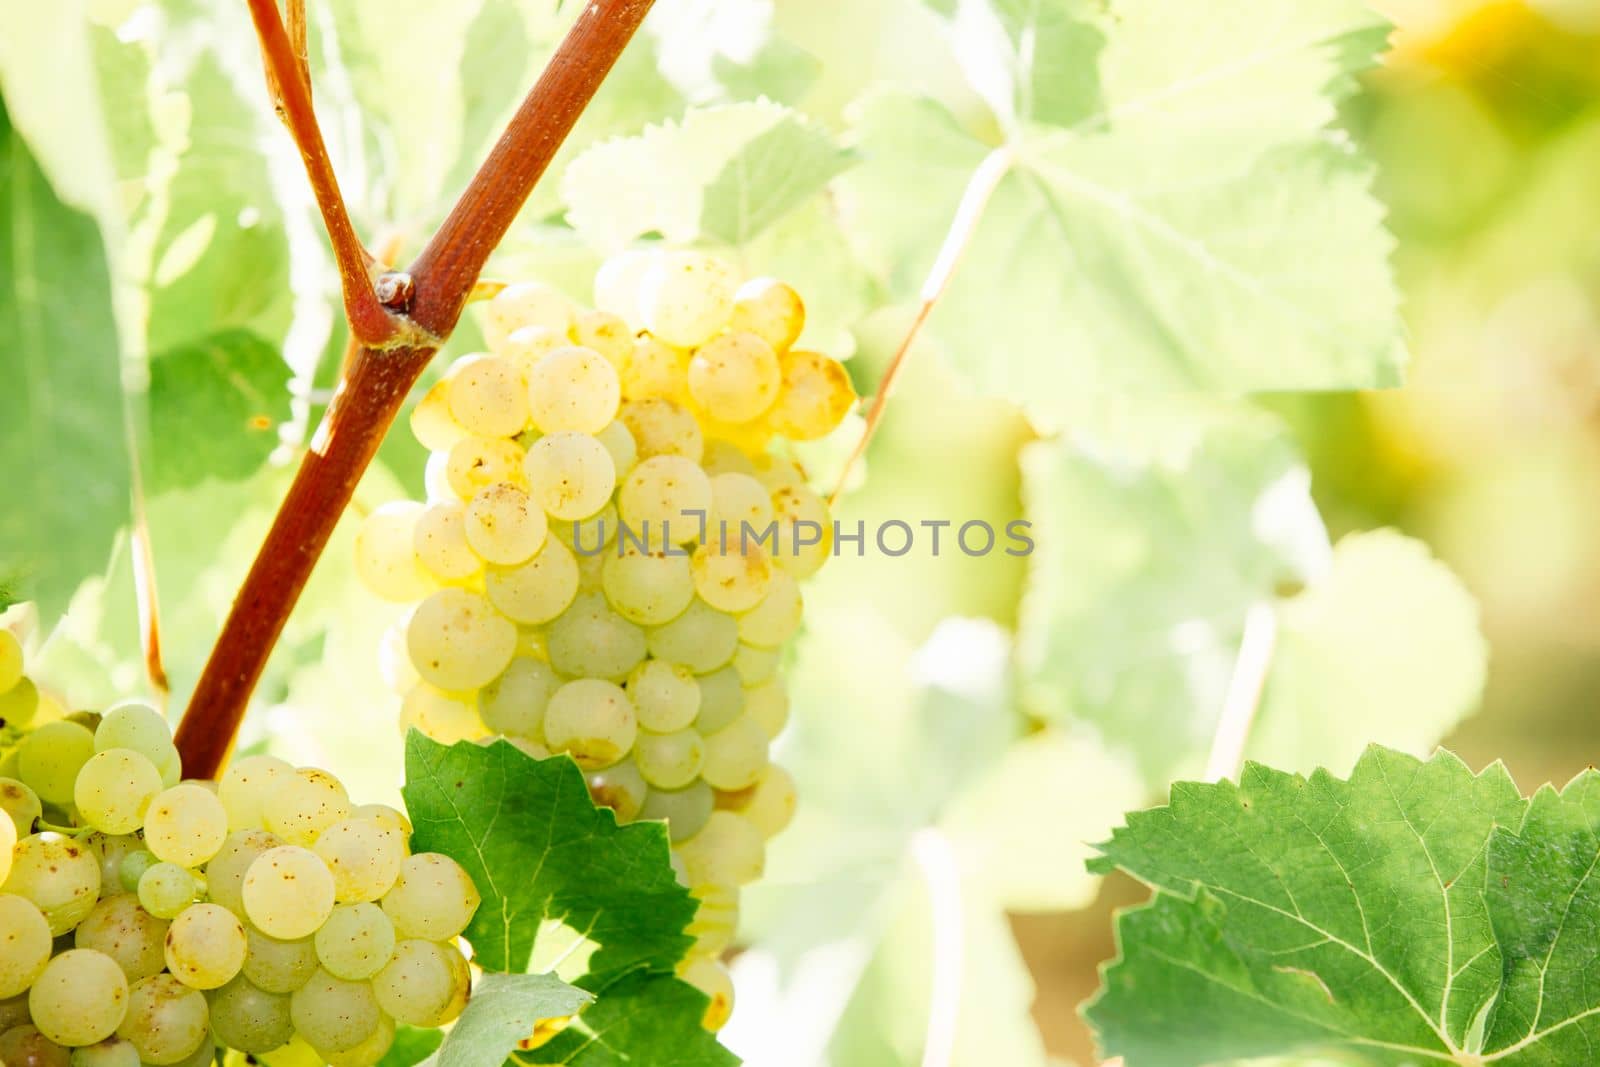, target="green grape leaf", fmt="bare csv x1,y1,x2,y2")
0,95,129,620
1086,747,1529,1065
839,0,1406,412
380,1026,446,1067
402,734,696,978
1248,529,1487,775
147,330,291,493
519,971,737,1066
561,101,854,251
431,973,592,1067
1483,773,1600,1060
1016,398,1327,784
918,0,1107,130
